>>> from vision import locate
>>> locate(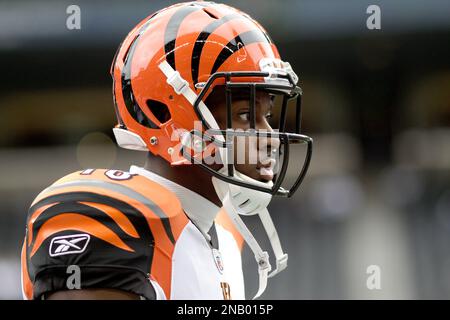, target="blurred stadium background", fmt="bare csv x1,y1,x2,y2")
1,0,449,299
